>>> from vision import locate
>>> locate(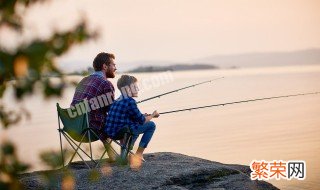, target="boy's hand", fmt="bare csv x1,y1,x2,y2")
152,110,160,118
